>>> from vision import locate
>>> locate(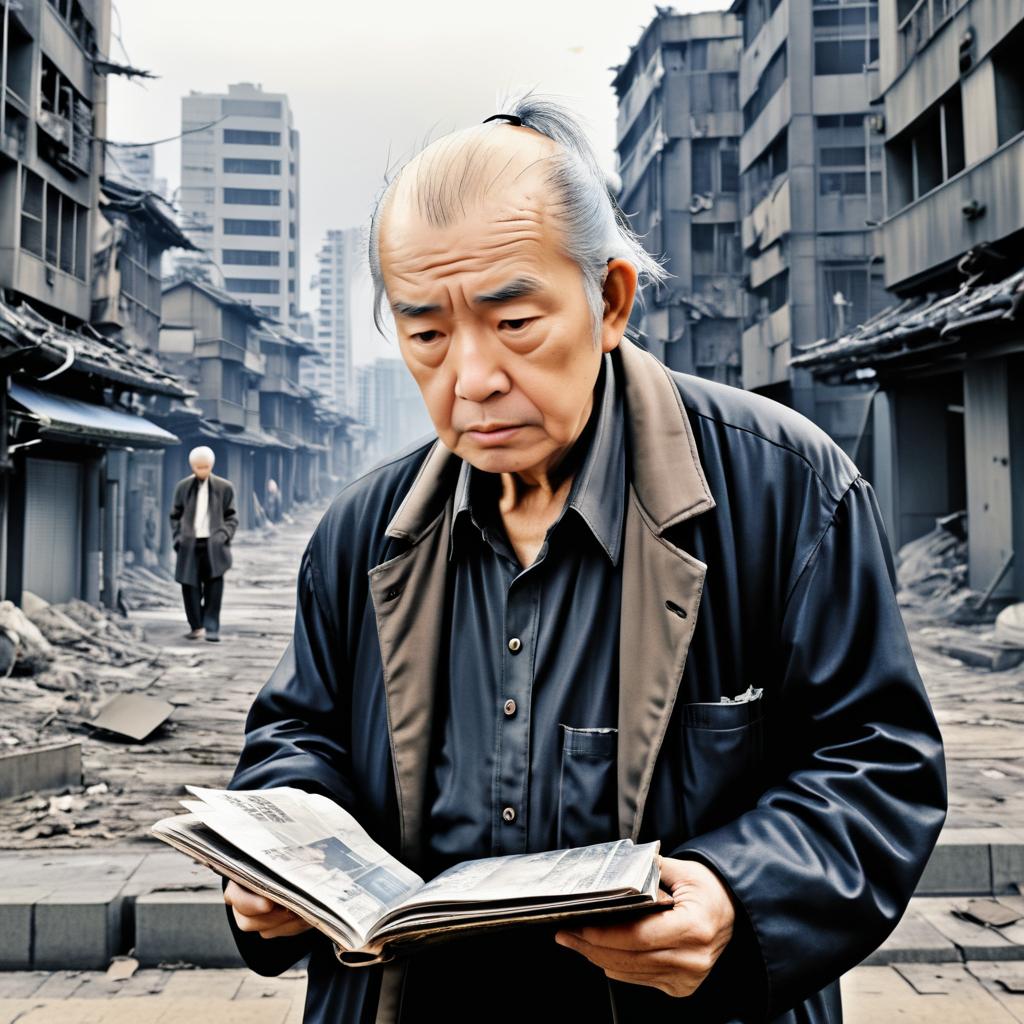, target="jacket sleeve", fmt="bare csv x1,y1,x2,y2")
220,483,239,542
225,538,356,975
671,474,947,1019
169,482,184,544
